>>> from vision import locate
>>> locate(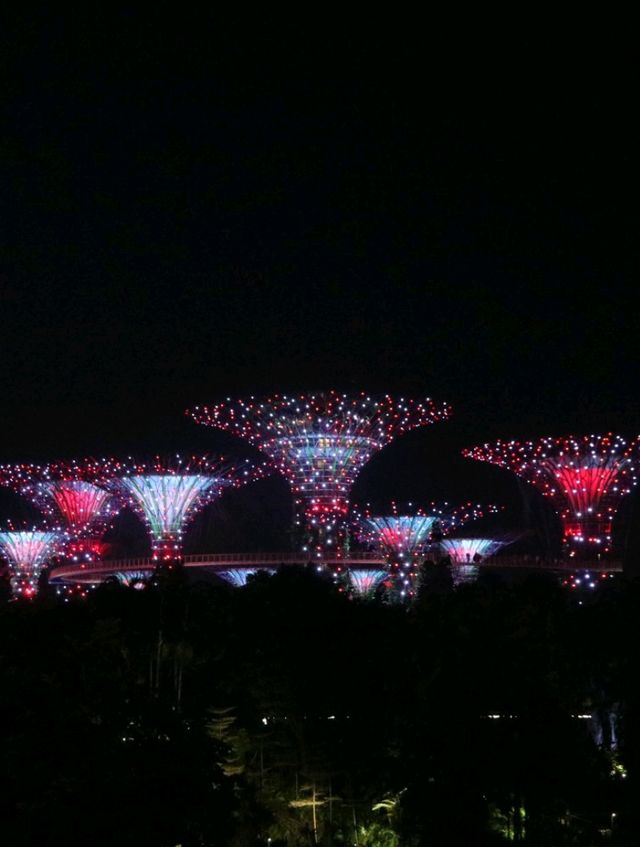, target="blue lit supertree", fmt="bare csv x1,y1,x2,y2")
114,571,149,589
0,458,125,564
110,455,268,567
217,568,275,587
348,569,388,597
188,391,452,558
0,527,64,597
